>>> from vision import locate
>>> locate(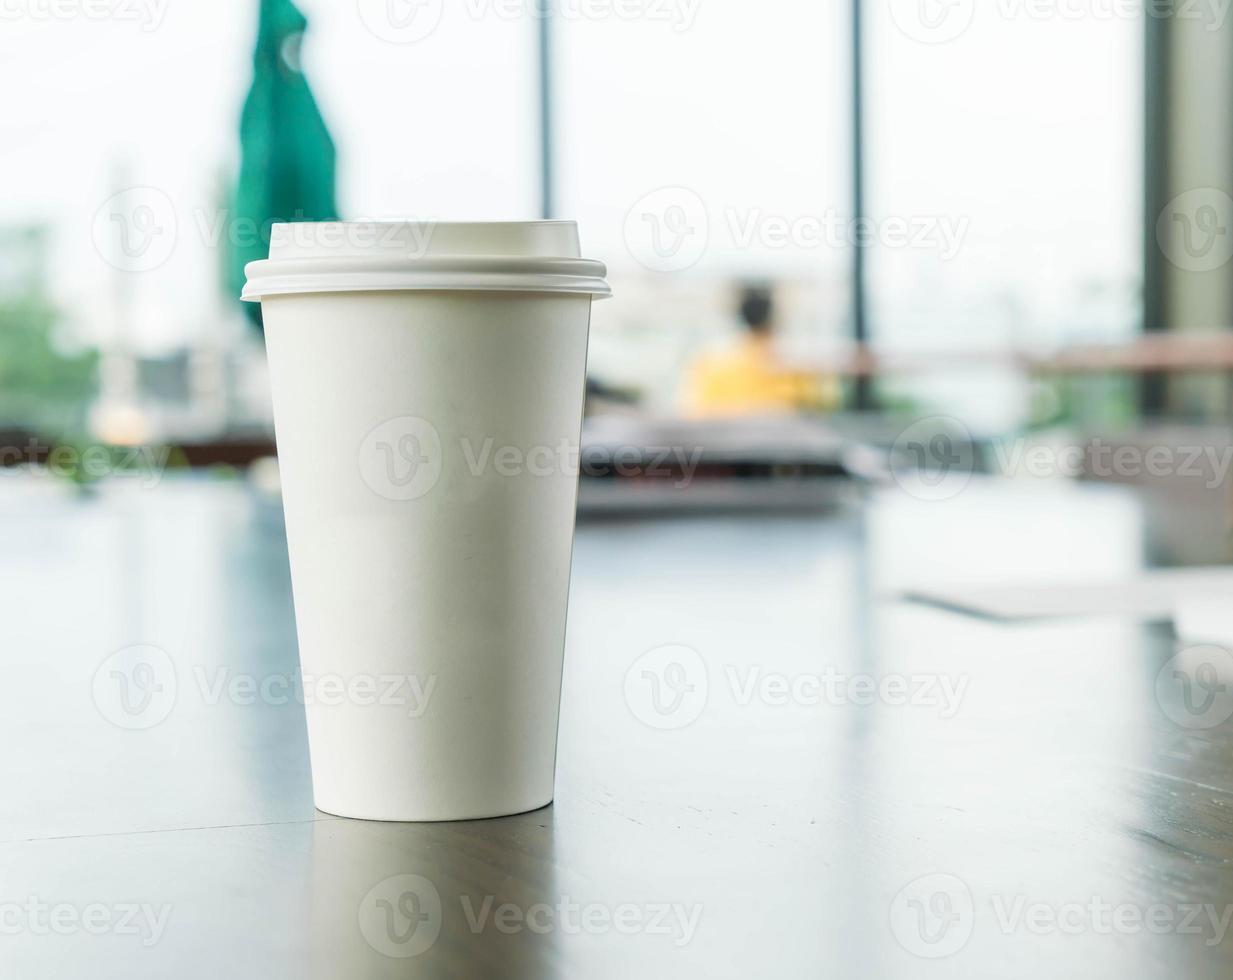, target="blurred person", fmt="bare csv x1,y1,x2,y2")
680,286,837,418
